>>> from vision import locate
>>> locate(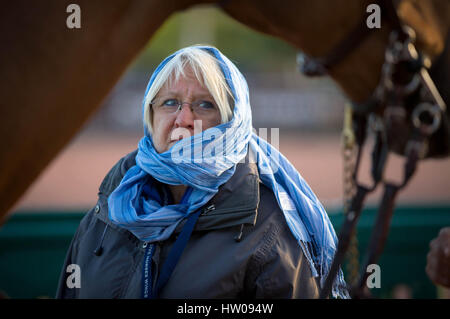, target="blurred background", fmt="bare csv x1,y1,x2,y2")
1,5,449,299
